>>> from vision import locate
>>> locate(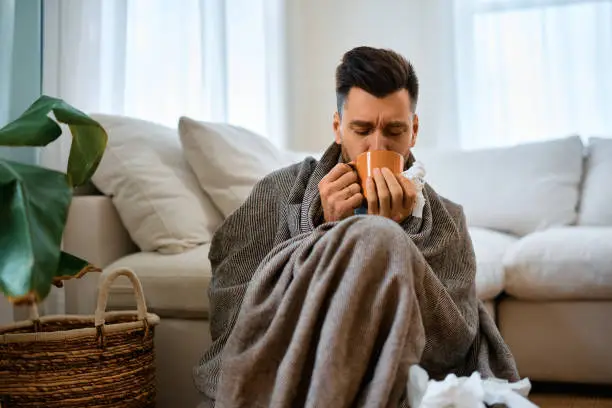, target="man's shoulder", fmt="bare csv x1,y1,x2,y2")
257,156,319,195
424,183,466,222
